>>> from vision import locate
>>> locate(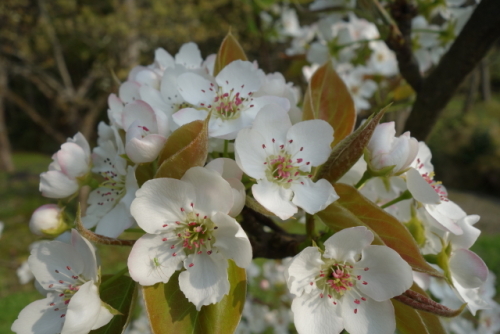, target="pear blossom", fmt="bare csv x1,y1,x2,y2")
127,166,252,310
365,122,419,175
173,59,290,139
235,105,338,220
40,132,91,198
122,100,169,163
11,230,113,334
29,204,68,236
286,226,413,334
82,137,138,238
